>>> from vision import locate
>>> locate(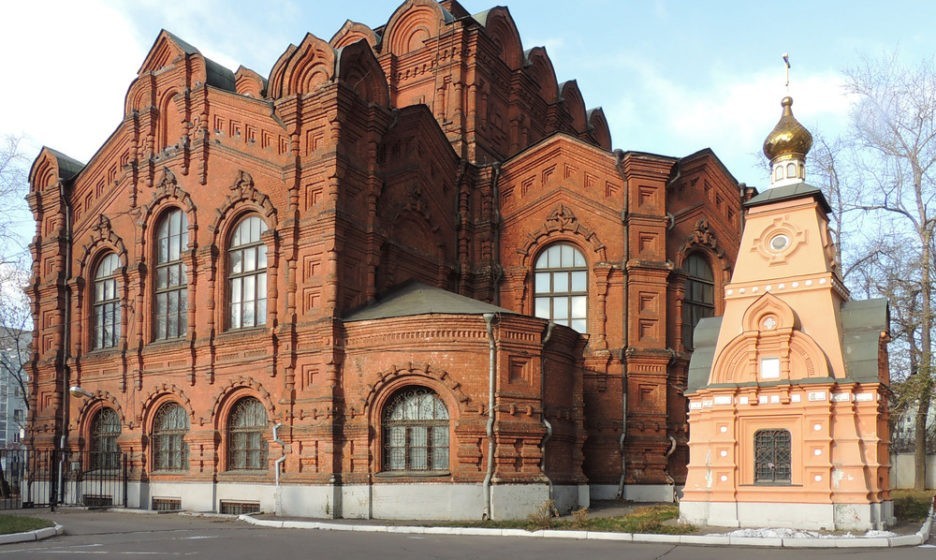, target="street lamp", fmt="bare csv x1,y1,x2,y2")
68,386,93,400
